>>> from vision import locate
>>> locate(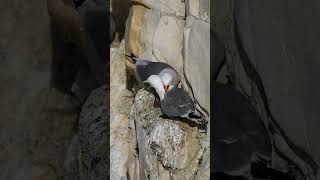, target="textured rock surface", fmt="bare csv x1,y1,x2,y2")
1,0,109,180
126,5,185,78
186,0,210,22
63,86,109,180
131,89,208,179
134,0,185,17
184,16,210,113
126,0,210,115
78,85,108,180
0,0,79,179
235,1,320,177
110,40,136,179
121,0,210,179
110,0,130,44
212,0,320,178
